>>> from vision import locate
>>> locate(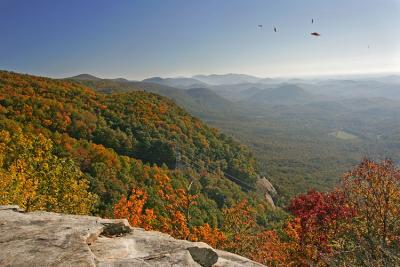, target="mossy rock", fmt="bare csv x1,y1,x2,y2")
101,222,132,237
